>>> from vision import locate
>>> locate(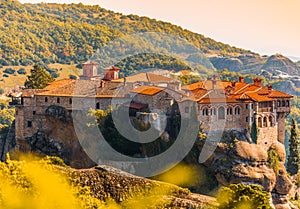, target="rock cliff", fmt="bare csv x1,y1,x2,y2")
199,131,296,209
63,165,217,209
